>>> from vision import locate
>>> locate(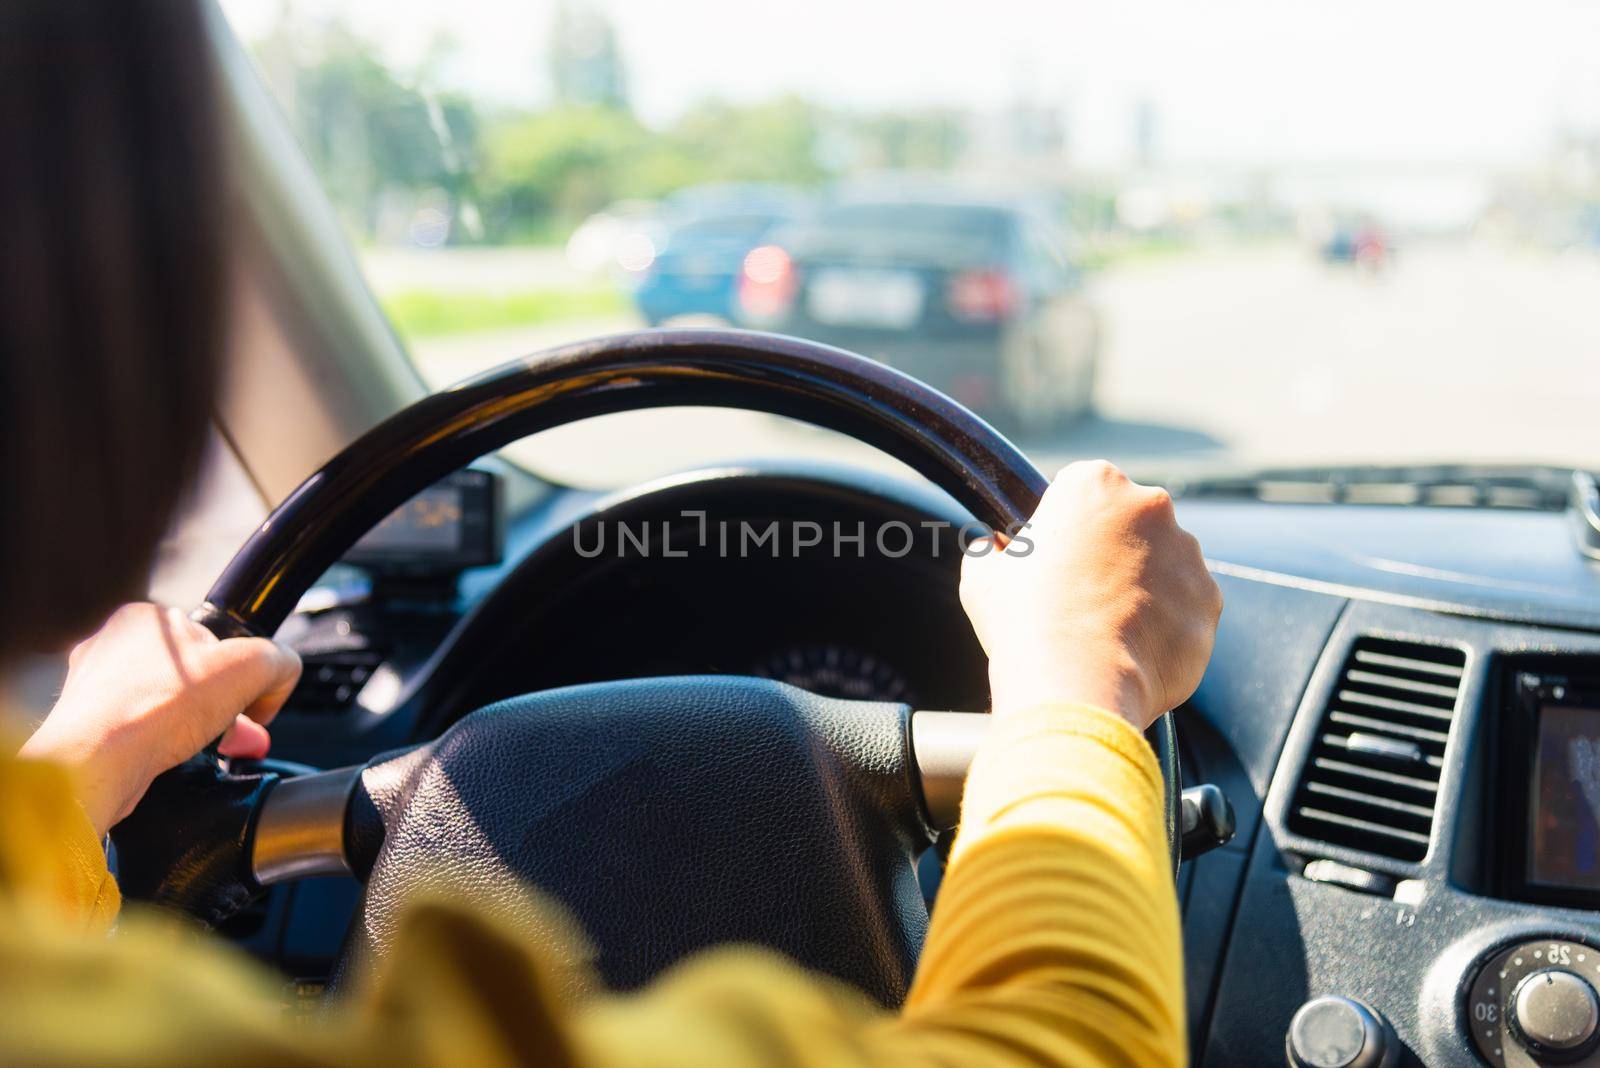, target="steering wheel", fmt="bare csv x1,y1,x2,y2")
111,328,1180,1007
